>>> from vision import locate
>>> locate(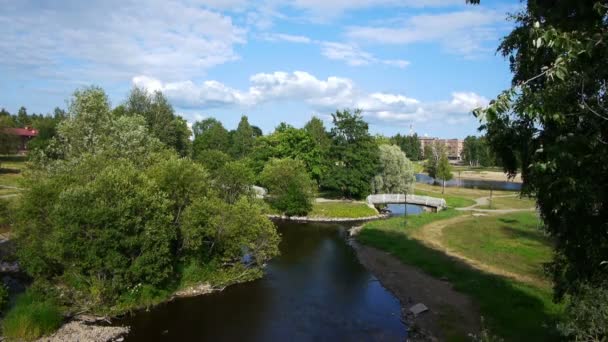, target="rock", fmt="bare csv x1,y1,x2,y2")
173,283,214,298
409,303,429,316
37,321,129,342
